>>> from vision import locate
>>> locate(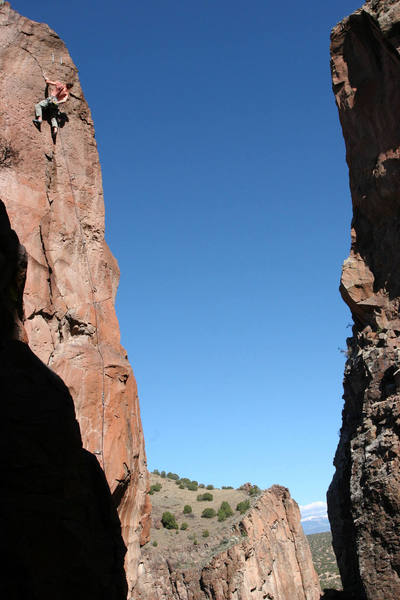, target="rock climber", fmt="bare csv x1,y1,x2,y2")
33,78,73,138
